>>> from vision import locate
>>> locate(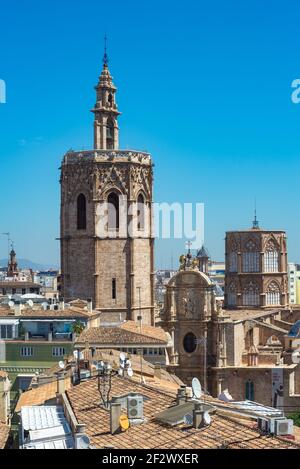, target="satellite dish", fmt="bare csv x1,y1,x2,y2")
59,361,65,369
292,349,300,364
118,368,124,376
8,301,14,308
192,378,202,399
203,411,211,426
76,435,90,449
126,360,132,368
183,413,193,426
119,415,130,432
27,300,34,307
119,352,126,362
42,302,48,310
127,368,133,378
